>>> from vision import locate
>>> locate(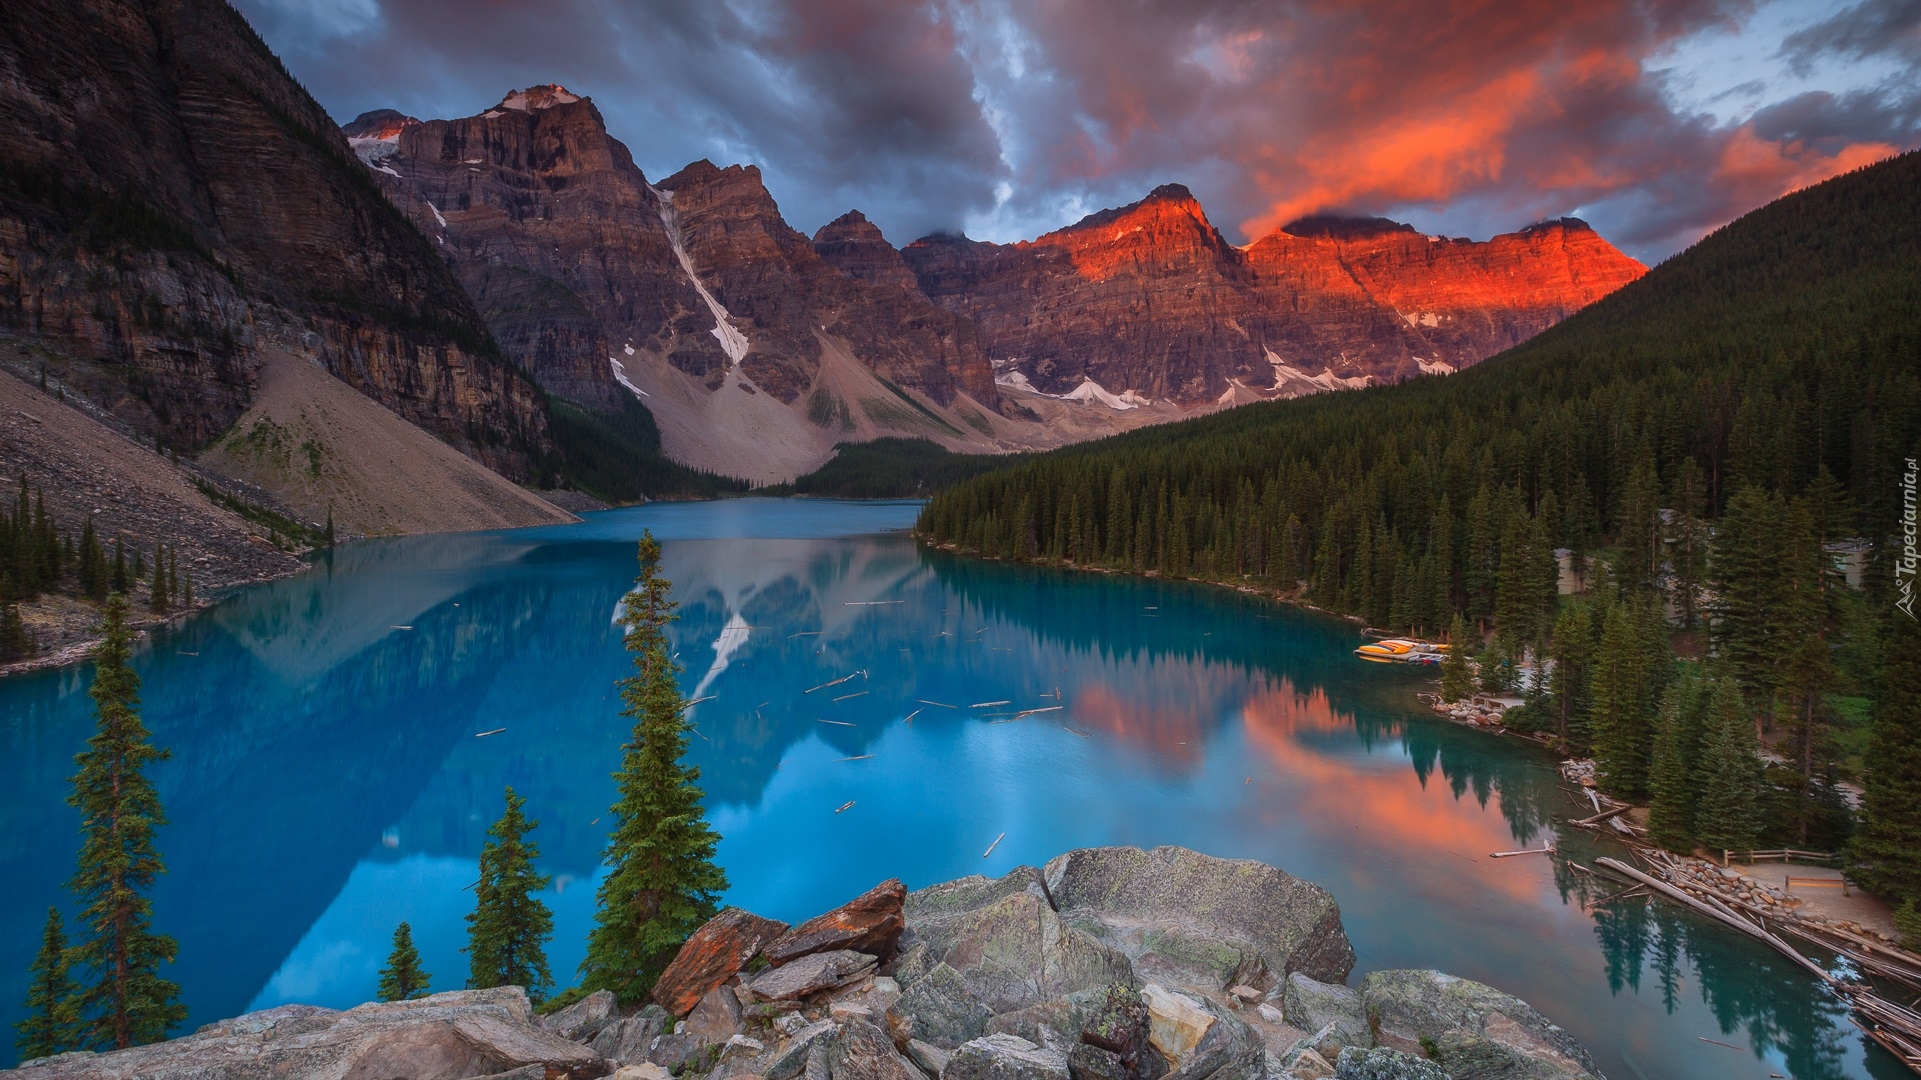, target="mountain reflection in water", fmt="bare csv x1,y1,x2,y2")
0,501,1892,1078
